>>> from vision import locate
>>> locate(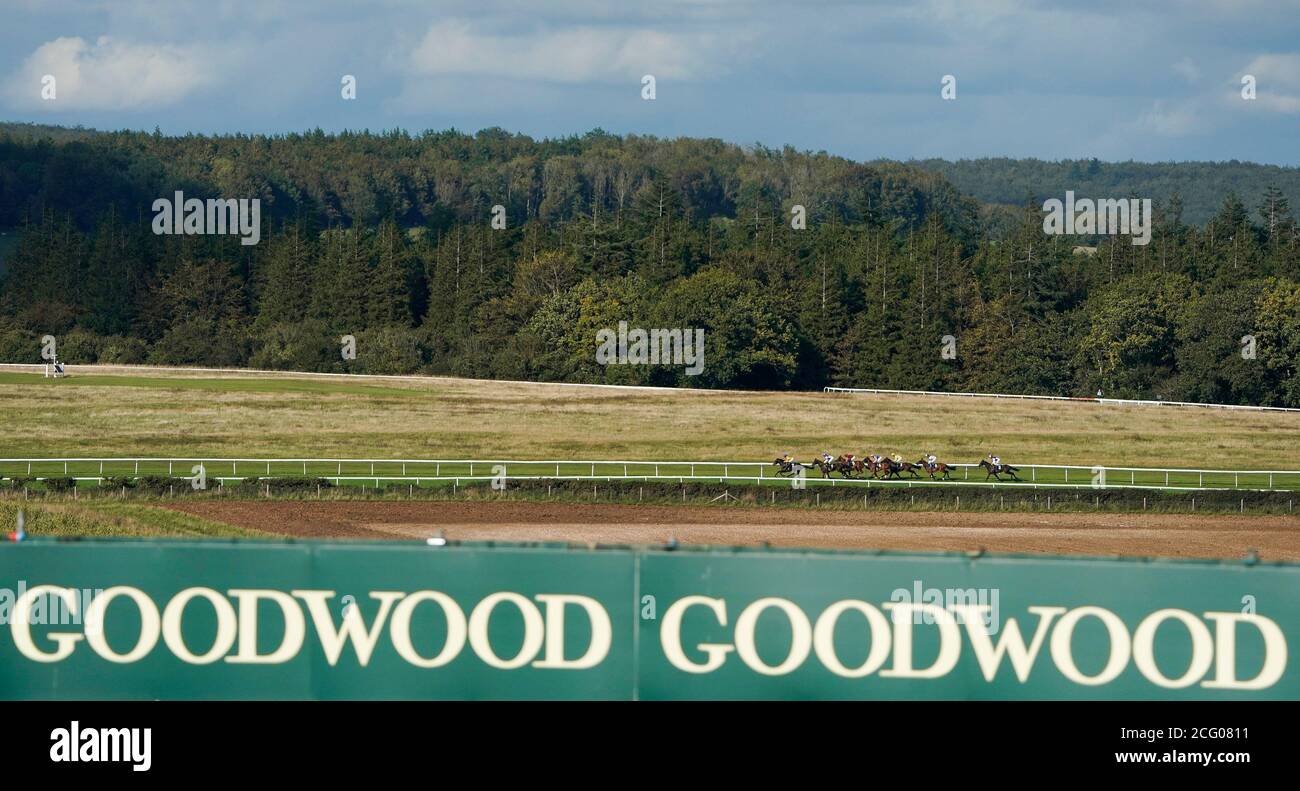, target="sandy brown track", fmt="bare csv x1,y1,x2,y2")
160,500,1300,561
